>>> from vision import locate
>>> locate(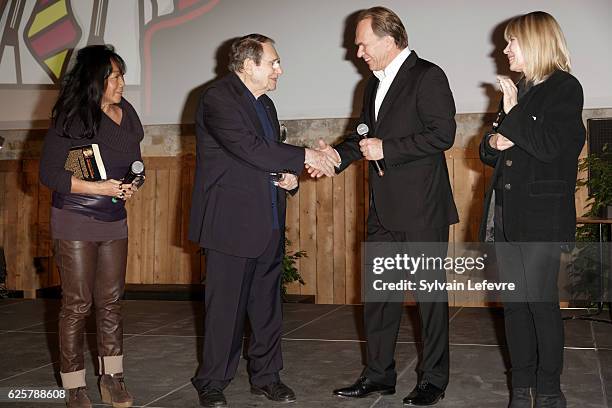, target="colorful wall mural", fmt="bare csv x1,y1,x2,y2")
0,0,218,112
